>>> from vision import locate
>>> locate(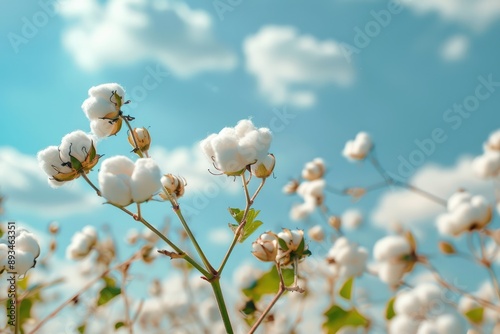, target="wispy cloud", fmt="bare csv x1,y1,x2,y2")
57,0,237,77
440,34,469,62
244,25,354,108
